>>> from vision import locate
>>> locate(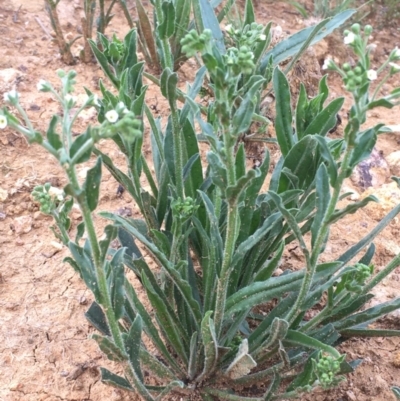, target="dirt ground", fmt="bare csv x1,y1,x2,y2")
1,1,400,400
